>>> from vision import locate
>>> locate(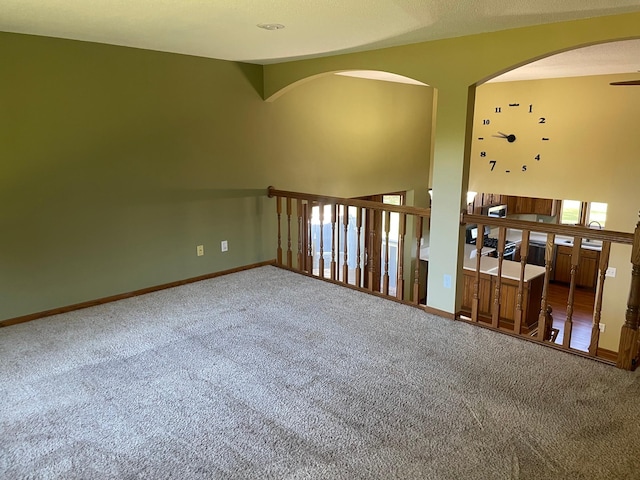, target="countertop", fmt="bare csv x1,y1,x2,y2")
462,255,546,282
503,229,602,251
